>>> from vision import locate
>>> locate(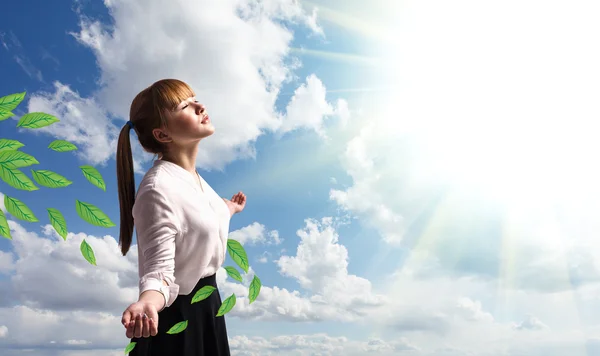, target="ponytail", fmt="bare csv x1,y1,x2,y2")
116,122,136,256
